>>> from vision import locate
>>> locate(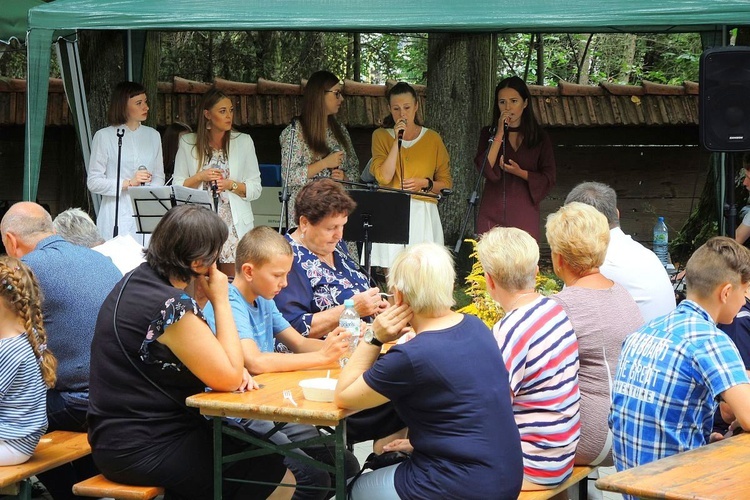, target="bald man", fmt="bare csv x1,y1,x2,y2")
1,202,122,500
